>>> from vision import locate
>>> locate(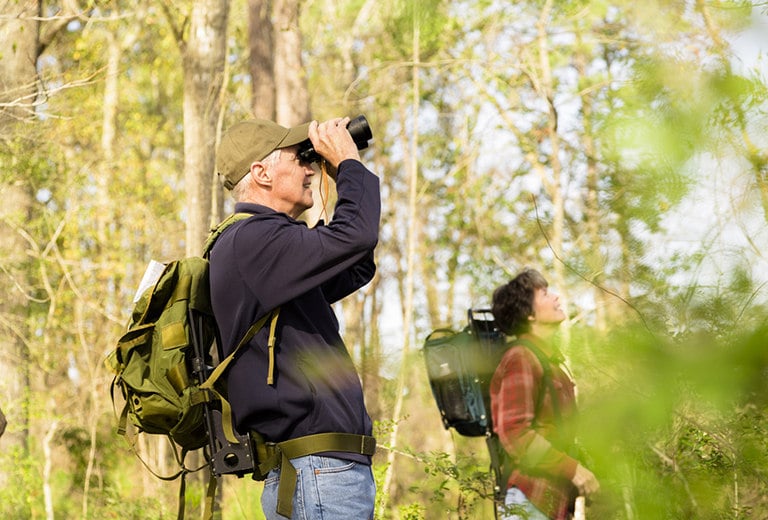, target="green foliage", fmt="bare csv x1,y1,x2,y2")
393,446,495,519
60,426,92,485
92,442,176,519
0,446,37,518
374,0,453,62
1,0,766,518
567,315,768,519
398,502,426,520
219,477,266,520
